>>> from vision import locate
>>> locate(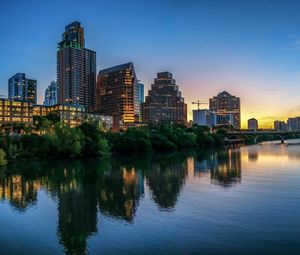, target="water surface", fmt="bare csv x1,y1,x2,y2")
0,140,299,254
